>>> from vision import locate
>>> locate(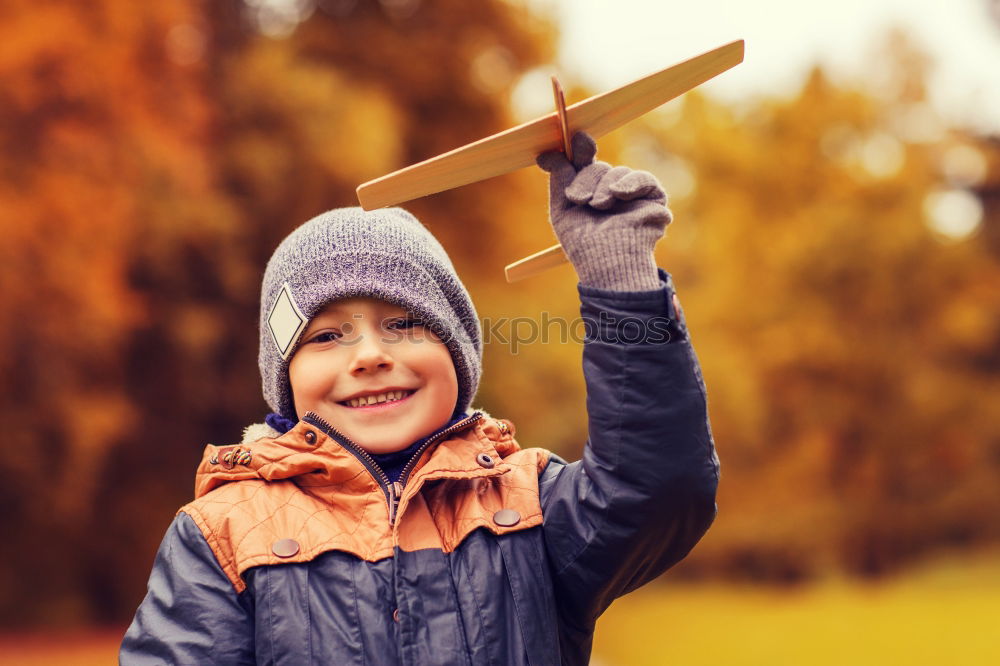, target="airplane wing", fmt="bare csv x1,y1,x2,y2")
356,39,745,210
